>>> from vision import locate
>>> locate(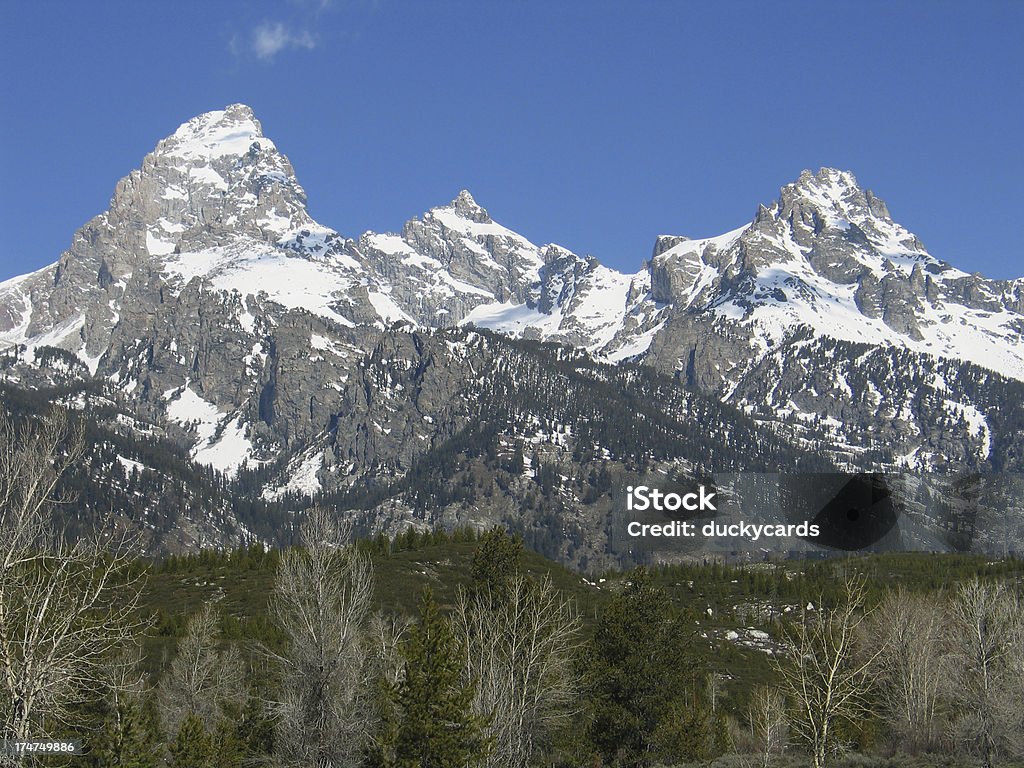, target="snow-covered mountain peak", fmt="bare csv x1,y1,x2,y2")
126,105,320,261
139,106,304,219
739,168,931,282
793,166,860,198
655,169,1024,383
444,189,491,223
0,105,376,369
416,190,504,233
775,167,886,230
159,104,268,161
